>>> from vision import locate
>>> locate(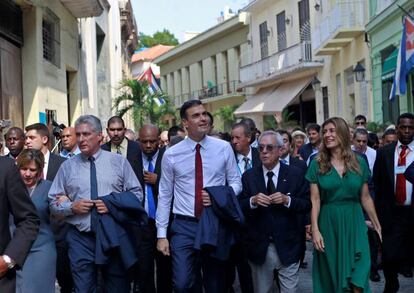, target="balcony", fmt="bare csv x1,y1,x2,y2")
60,0,105,18
240,41,322,87
312,1,367,56
173,80,245,107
